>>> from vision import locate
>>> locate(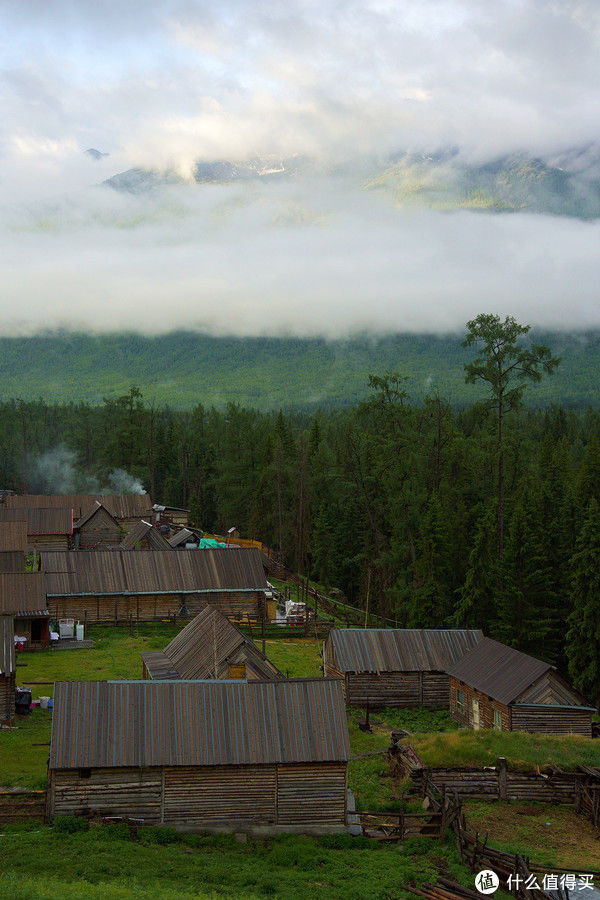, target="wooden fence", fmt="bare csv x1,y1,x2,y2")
575,765,600,827
0,791,46,824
